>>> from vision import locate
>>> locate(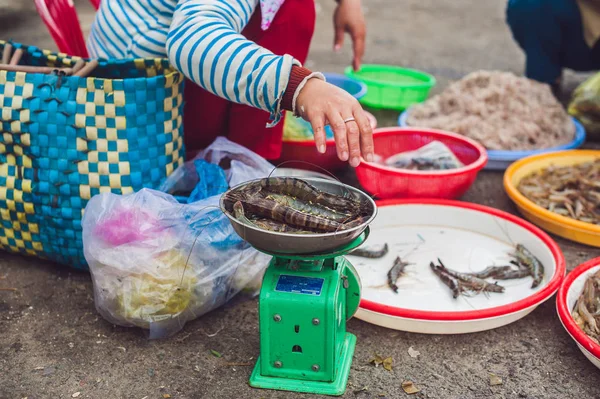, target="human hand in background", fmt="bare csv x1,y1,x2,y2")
333,0,366,71
295,78,374,167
